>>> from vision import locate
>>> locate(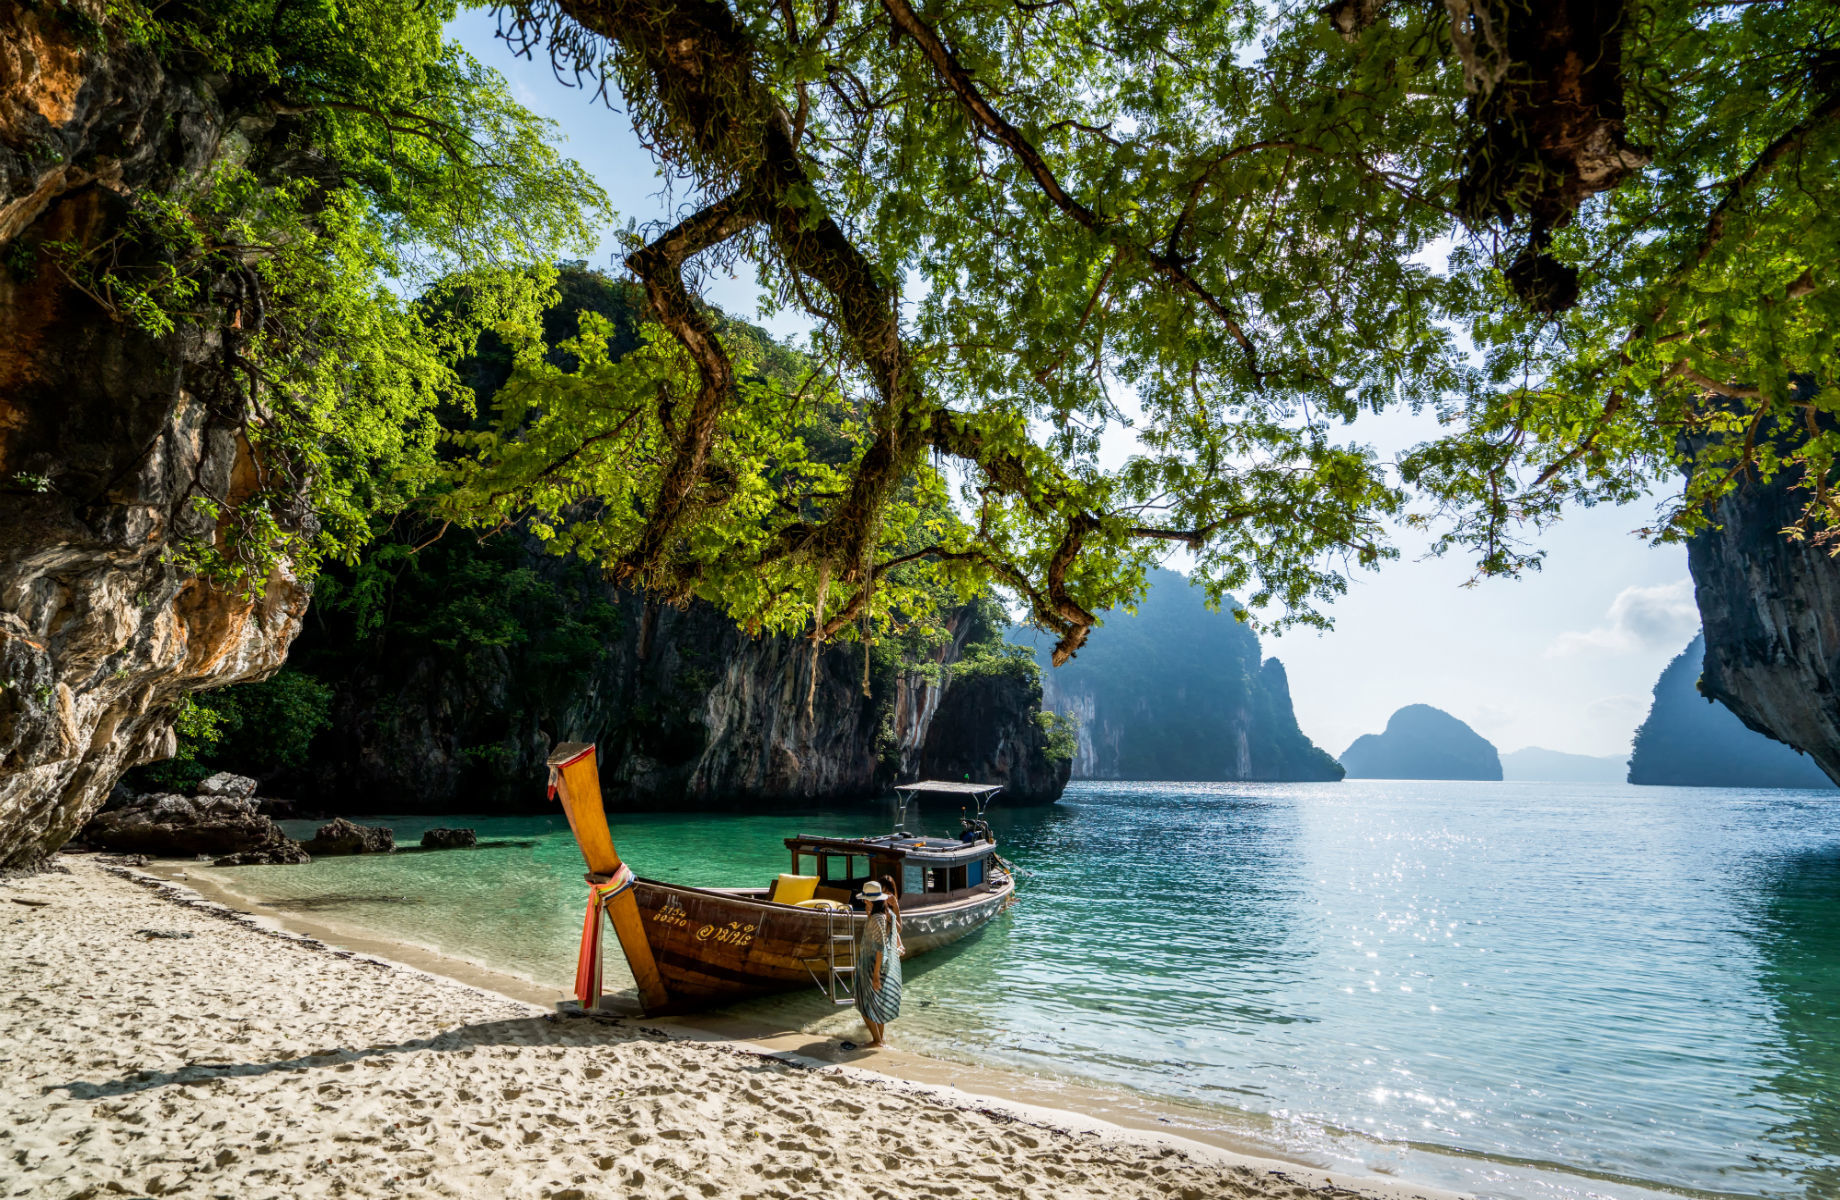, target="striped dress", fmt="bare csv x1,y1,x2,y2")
855,909,902,1025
